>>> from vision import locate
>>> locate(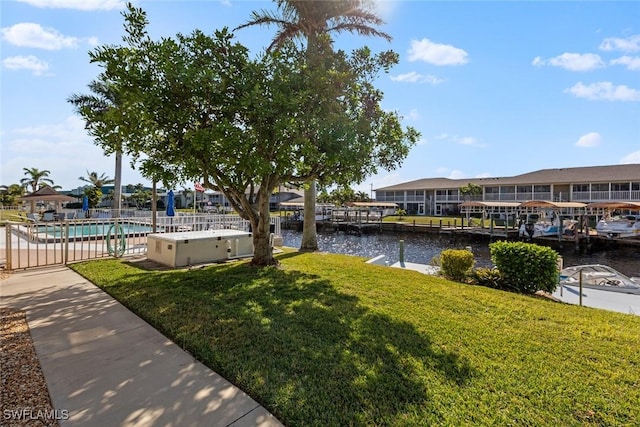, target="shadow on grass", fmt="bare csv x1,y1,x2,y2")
78,260,475,425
